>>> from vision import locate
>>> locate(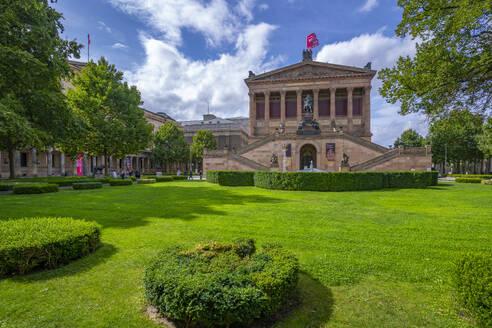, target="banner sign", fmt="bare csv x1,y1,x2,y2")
126,157,131,173
307,33,319,49
326,143,335,160
76,154,83,176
